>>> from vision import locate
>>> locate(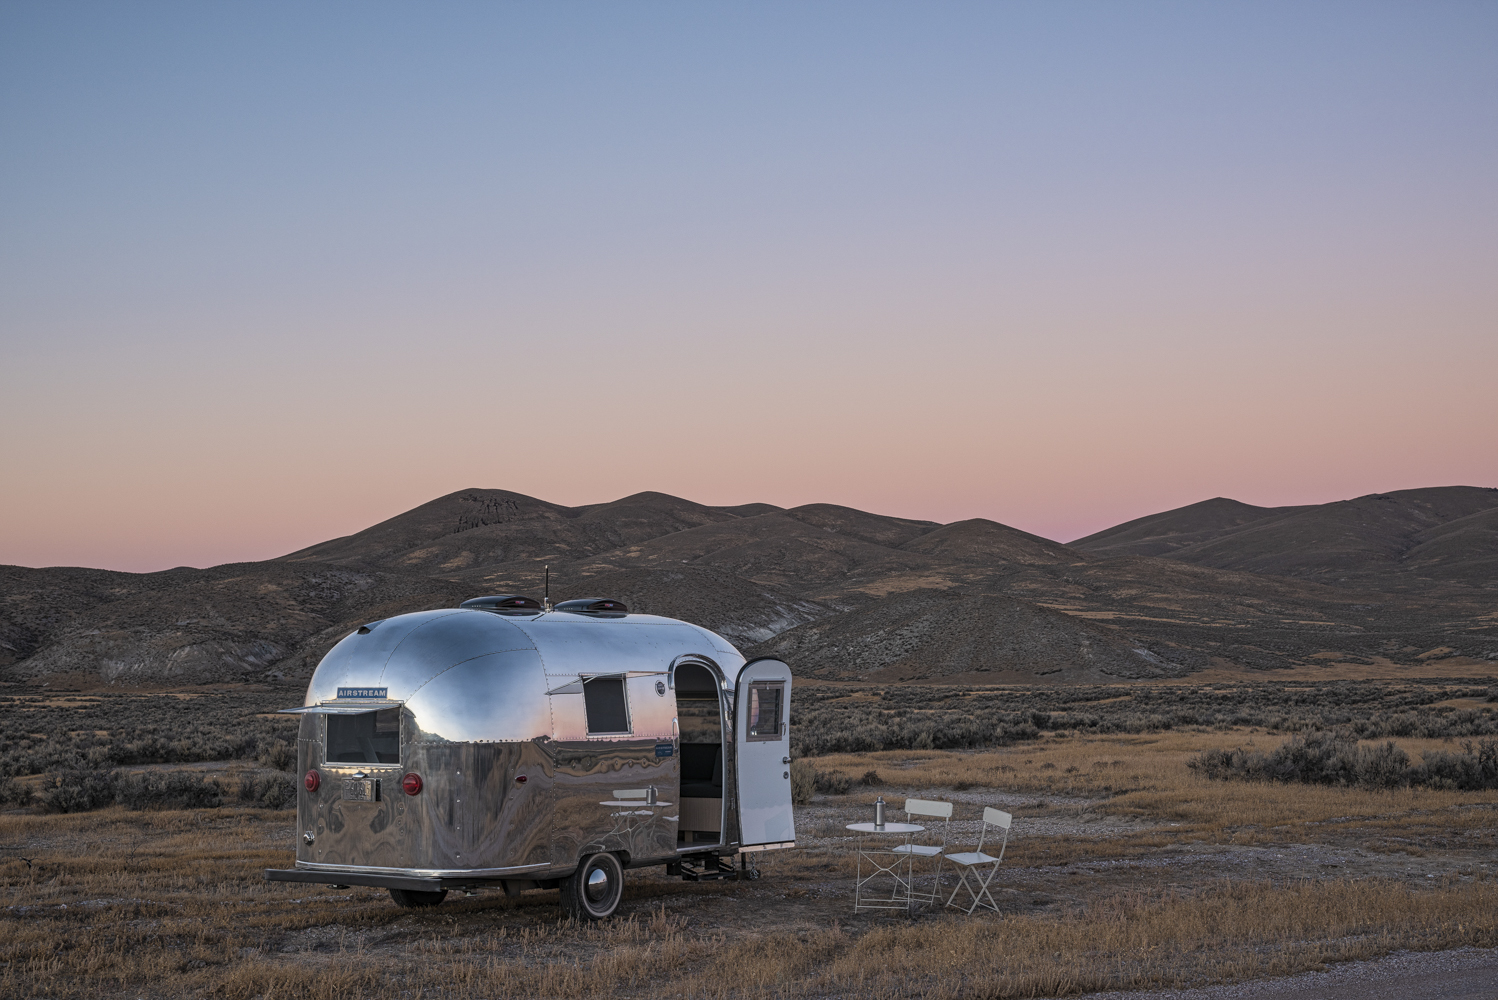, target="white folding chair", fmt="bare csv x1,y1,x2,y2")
945,807,1010,915
890,798,952,906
